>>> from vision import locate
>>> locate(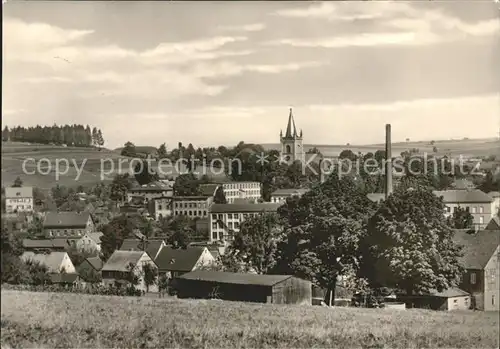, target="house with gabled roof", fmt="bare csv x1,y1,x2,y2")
101,250,158,292
77,256,104,283
155,246,215,278
5,186,34,214
21,251,77,274
453,229,500,311
76,232,104,252
434,189,495,229
119,238,166,261
43,211,95,238
485,216,500,230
